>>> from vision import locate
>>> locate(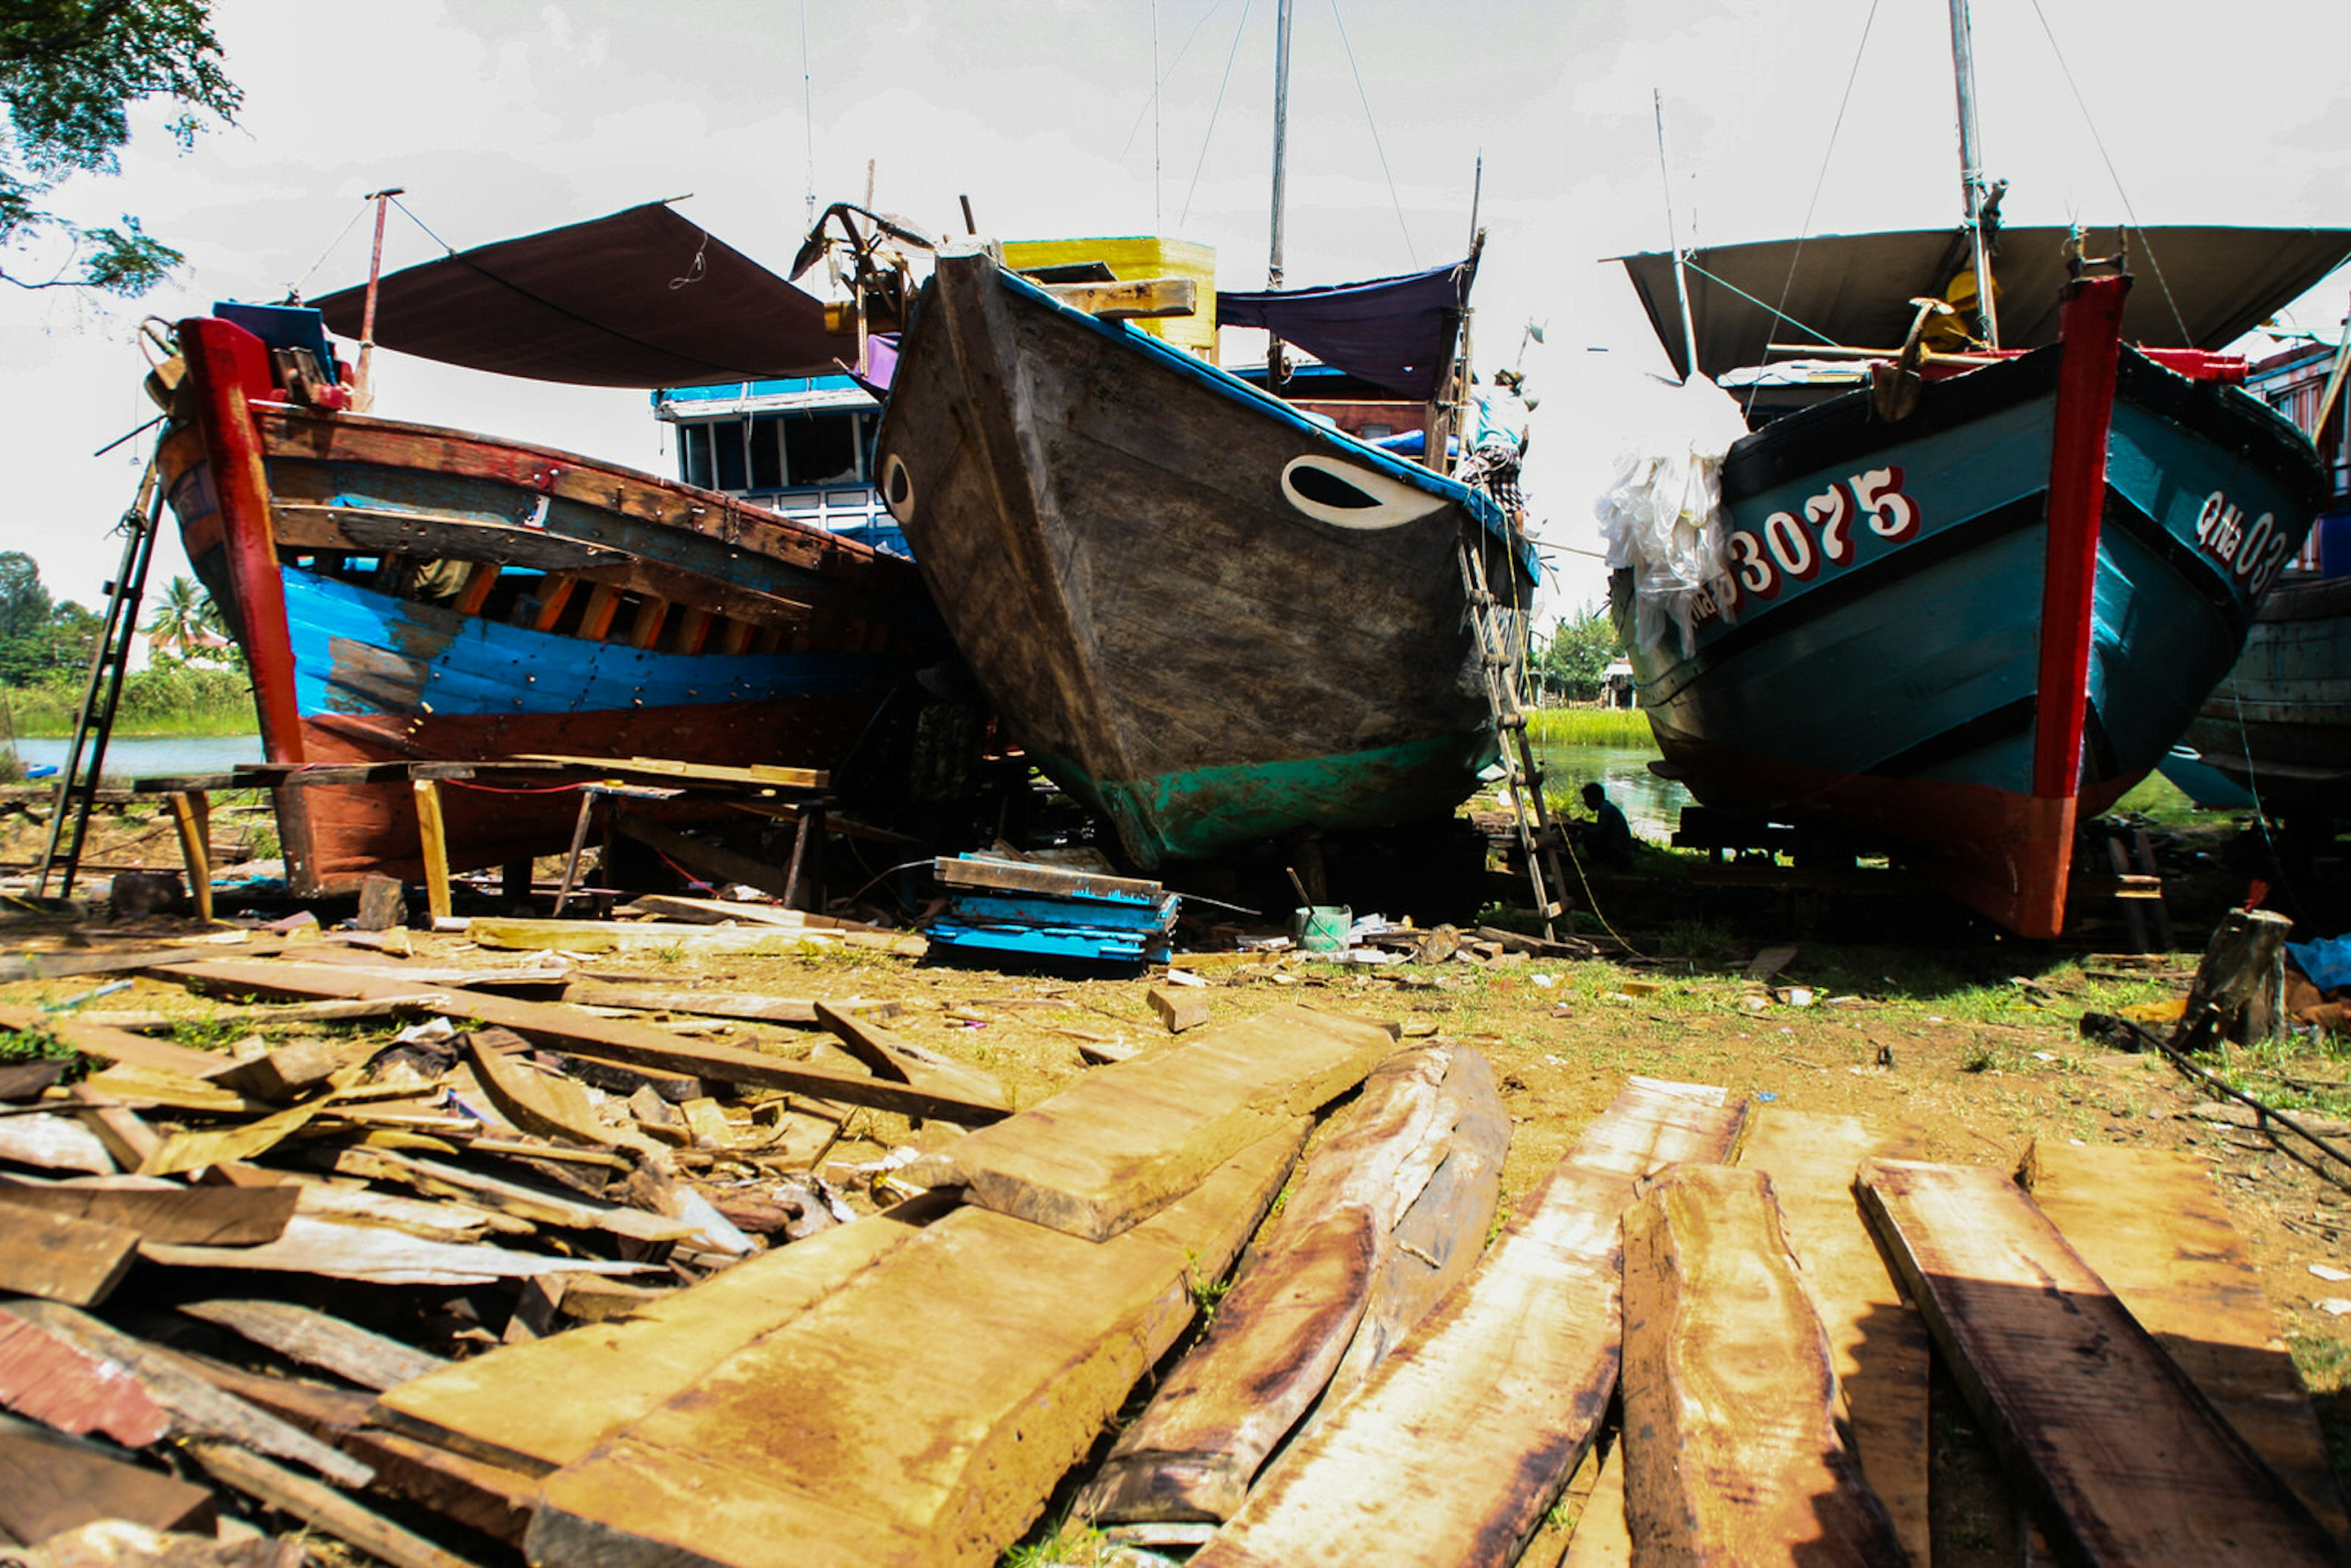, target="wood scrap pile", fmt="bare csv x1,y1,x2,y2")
0,932,1018,1564
923,854,1182,966
1,946,2344,1568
